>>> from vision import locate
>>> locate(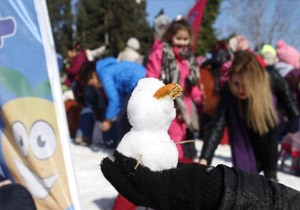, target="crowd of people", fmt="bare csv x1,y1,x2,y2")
57,13,300,210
